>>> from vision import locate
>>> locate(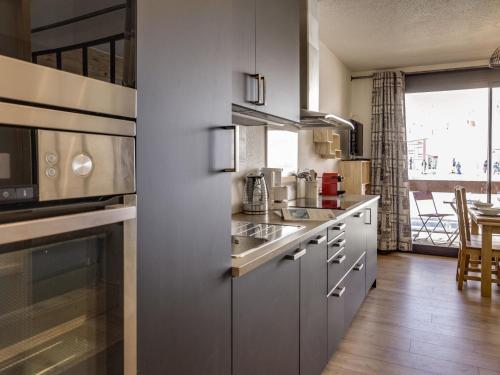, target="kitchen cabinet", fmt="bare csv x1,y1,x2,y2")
327,278,346,357
339,161,371,195
232,0,300,122
232,0,256,109
365,200,378,292
137,1,232,374
344,255,366,330
232,199,378,375
233,245,301,375
300,232,328,375
344,211,366,270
